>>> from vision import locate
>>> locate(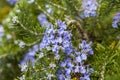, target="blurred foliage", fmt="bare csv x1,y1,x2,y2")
0,0,120,80
0,0,12,23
